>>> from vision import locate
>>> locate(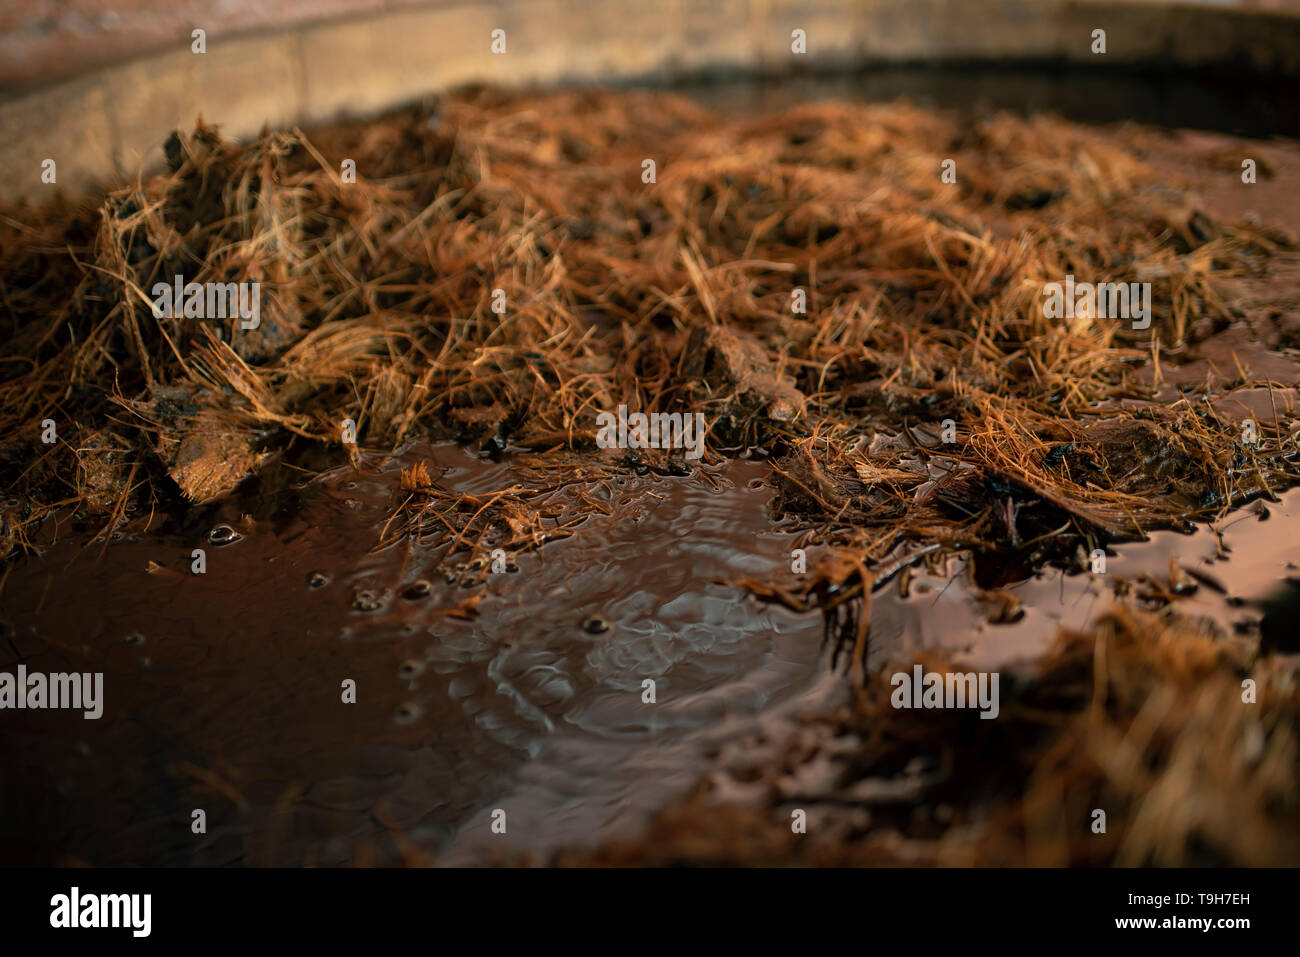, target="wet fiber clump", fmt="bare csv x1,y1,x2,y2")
2,86,1295,572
